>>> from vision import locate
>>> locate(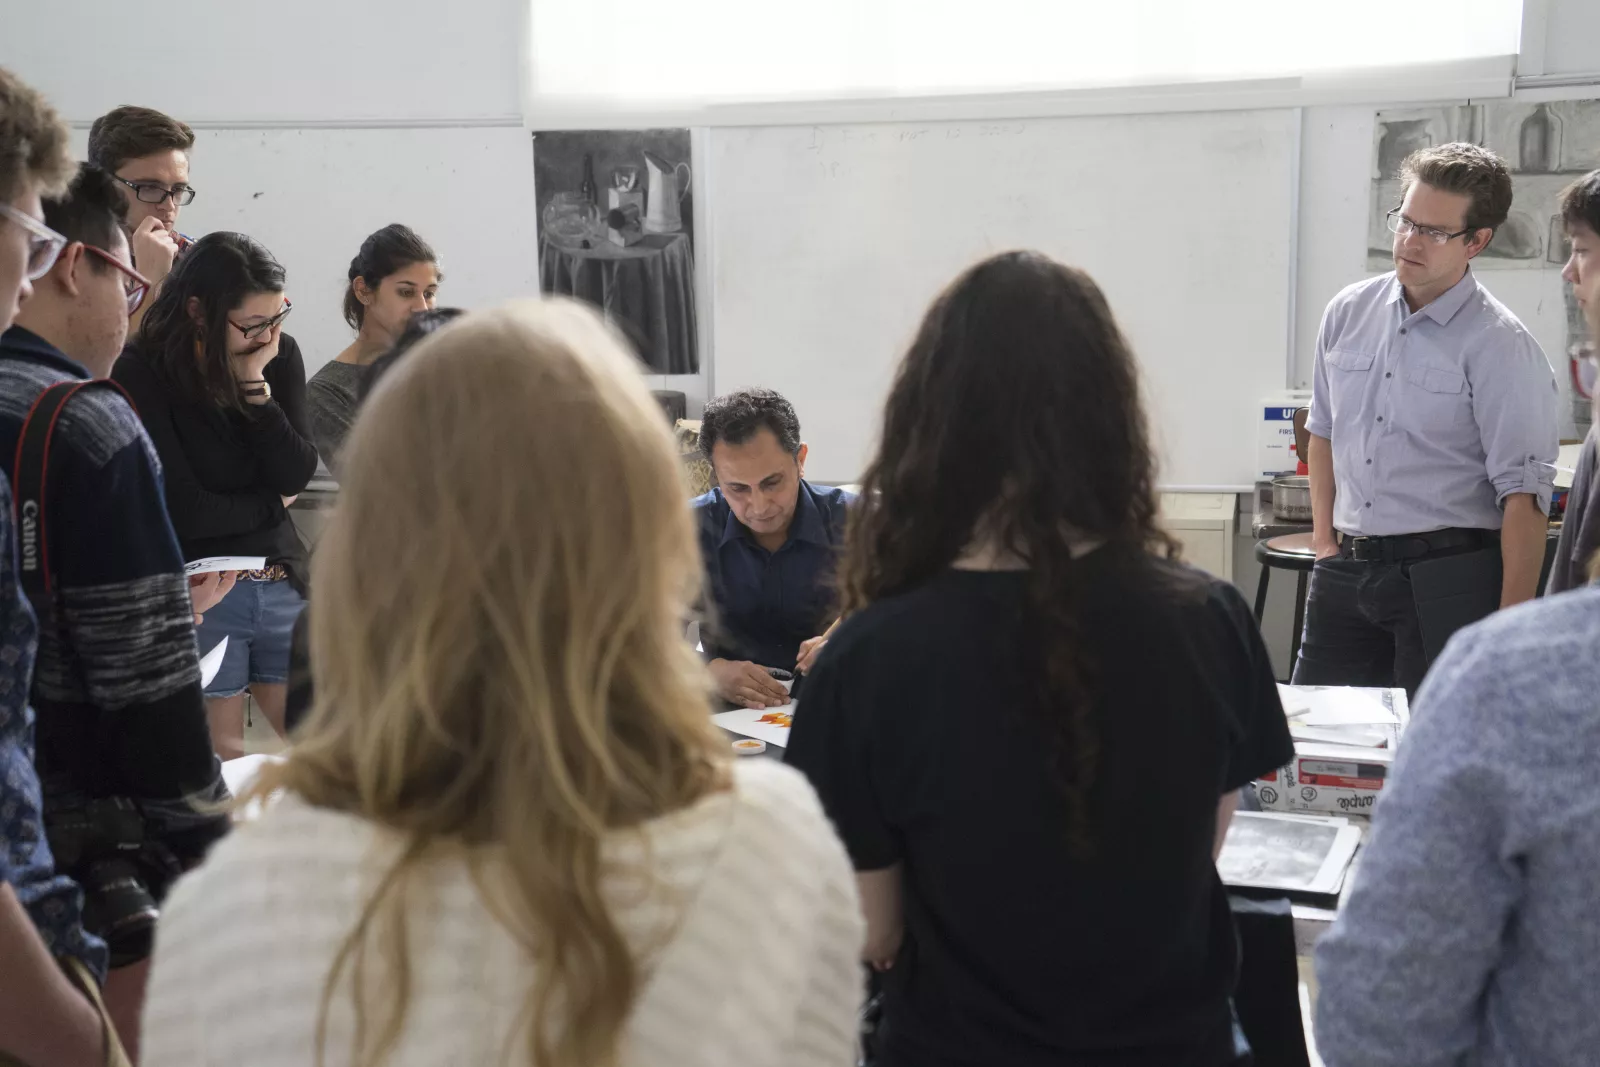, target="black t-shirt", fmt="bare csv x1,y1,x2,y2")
785,547,1293,1067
